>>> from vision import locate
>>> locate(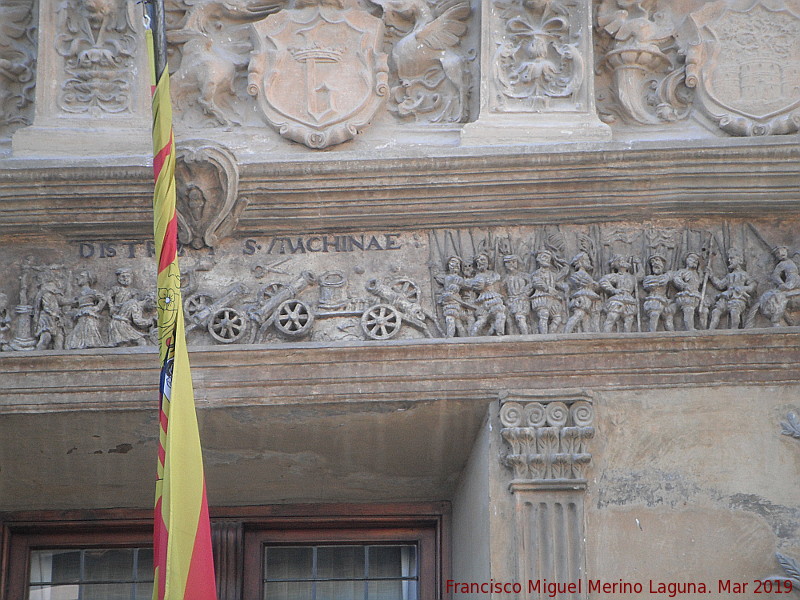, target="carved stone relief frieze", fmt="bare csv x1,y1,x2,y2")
369,0,473,124
175,140,246,249
54,0,138,114
248,0,389,148
2,220,800,352
0,0,36,138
